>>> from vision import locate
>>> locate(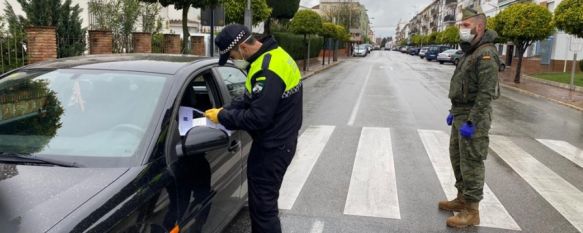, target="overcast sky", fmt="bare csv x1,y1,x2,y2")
300,0,433,38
